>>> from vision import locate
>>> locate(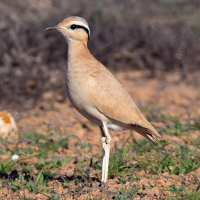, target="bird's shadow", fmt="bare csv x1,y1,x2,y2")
1,168,119,198
0,167,102,190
